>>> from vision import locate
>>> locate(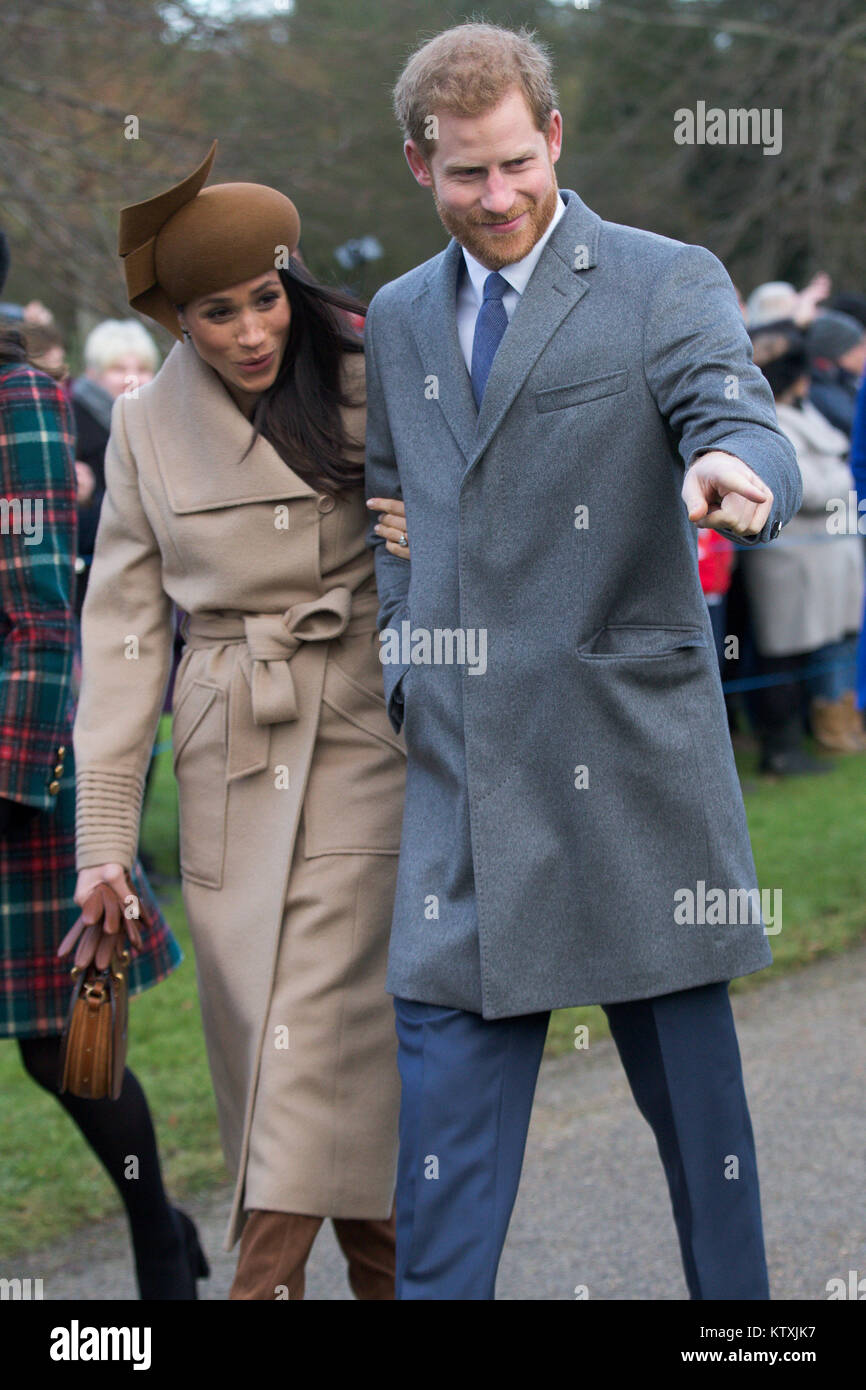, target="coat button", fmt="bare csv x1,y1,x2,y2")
57,746,66,756
316,493,335,513
48,780,60,794
54,763,64,775
769,518,781,539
